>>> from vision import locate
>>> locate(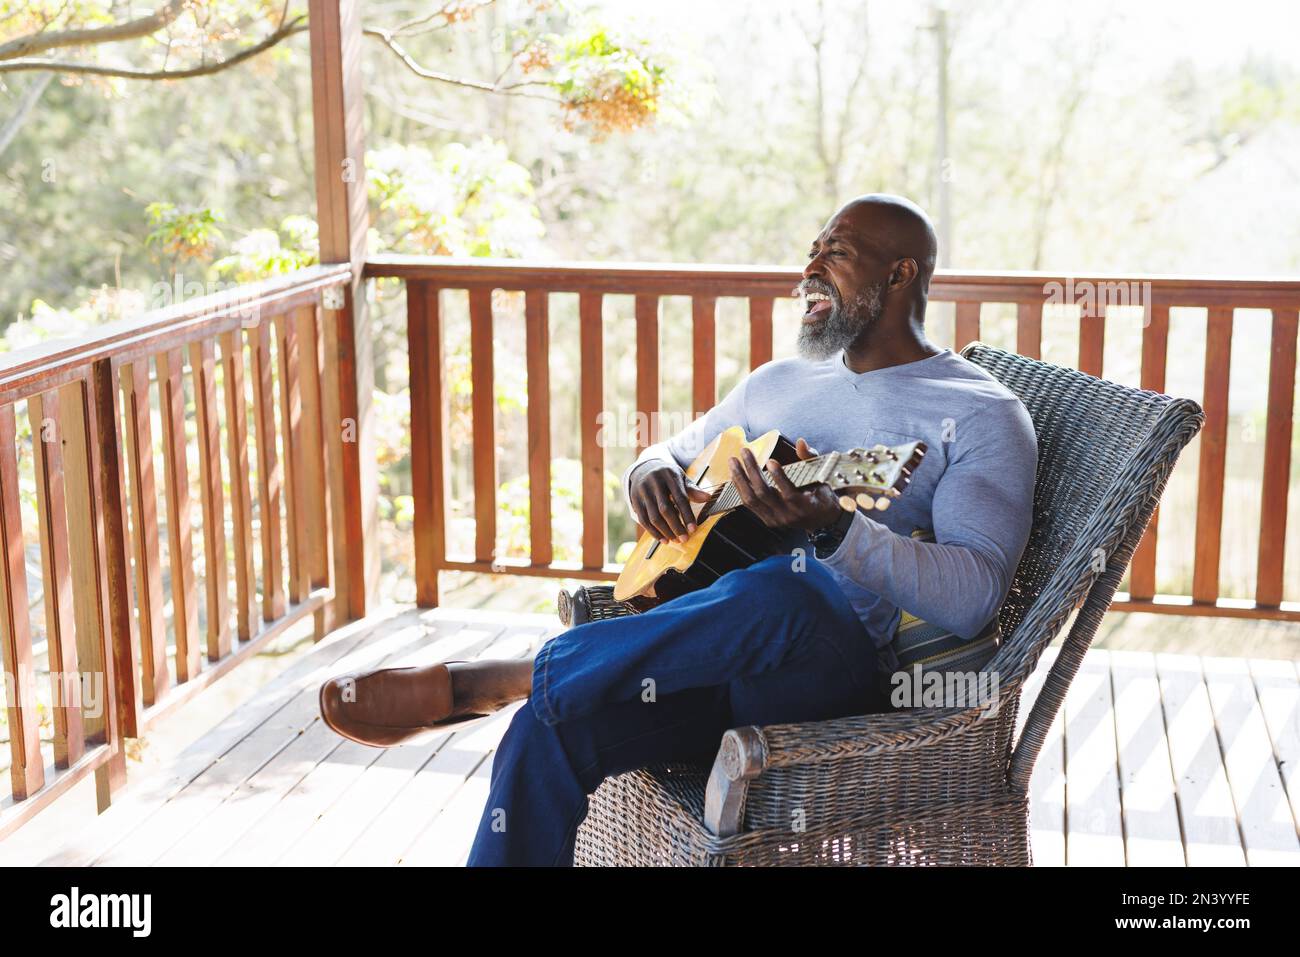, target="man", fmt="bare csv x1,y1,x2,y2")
320,194,1038,866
